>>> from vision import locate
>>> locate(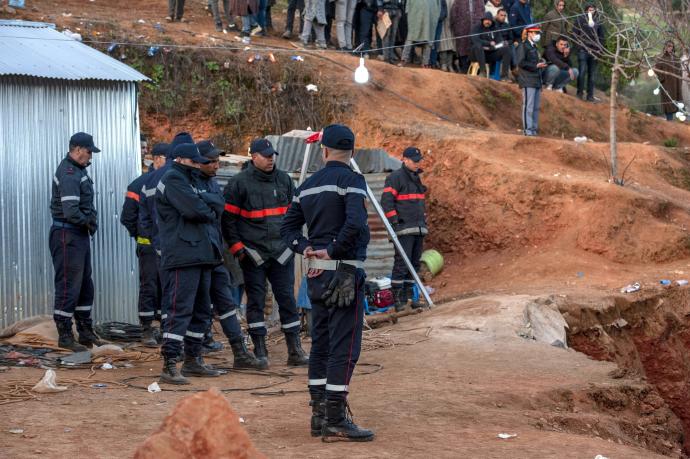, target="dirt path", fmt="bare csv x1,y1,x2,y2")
0,296,680,458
